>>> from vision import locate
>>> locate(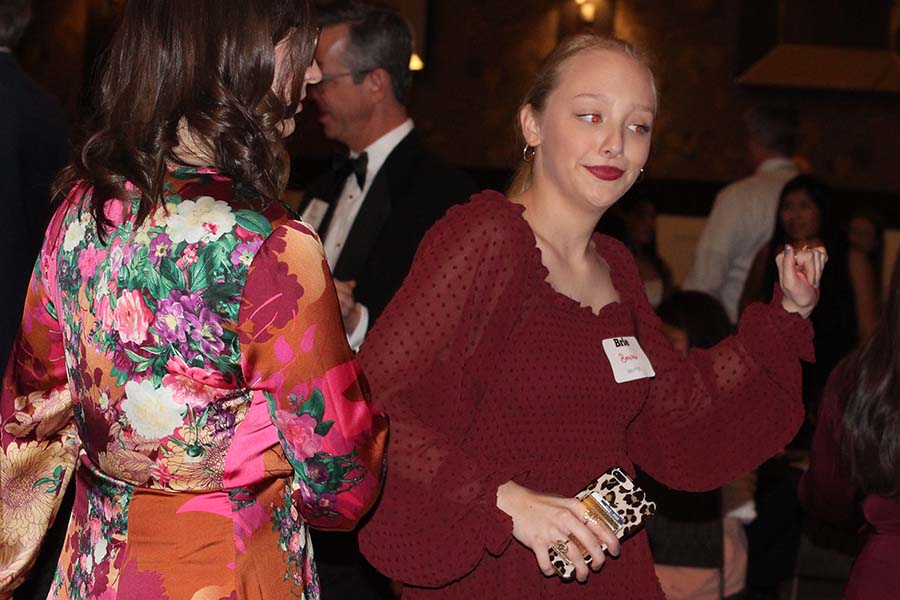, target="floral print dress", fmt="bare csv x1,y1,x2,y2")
0,165,387,599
